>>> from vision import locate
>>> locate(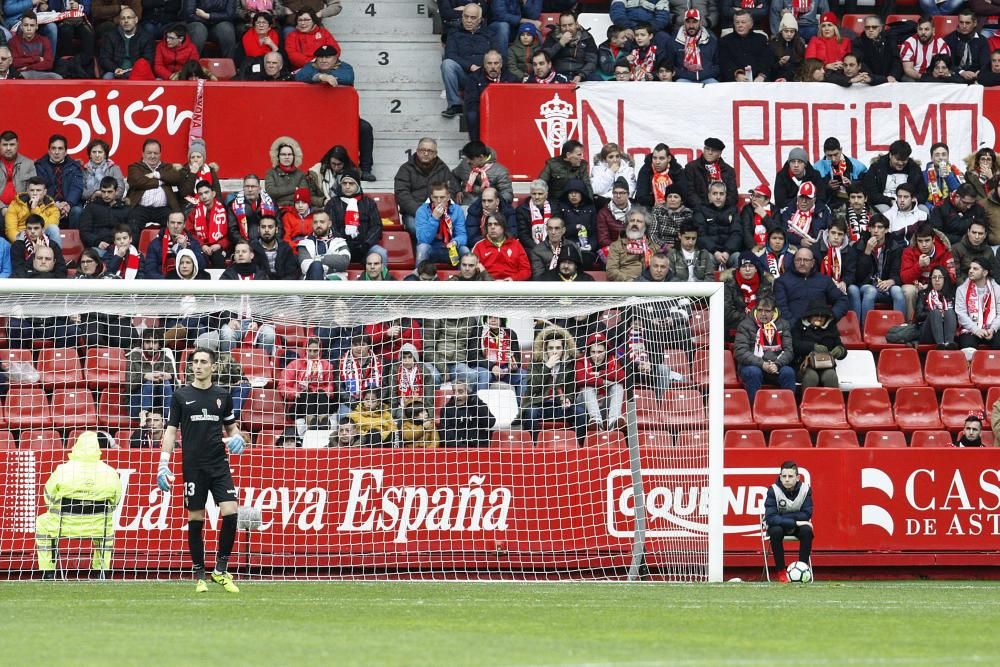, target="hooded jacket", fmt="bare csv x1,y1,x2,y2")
722,266,774,334
507,32,539,80
791,299,845,366
34,432,121,542
900,233,956,287
144,230,205,278
733,306,794,370
636,152,690,209
265,136,324,208
325,180,382,260
773,258,849,324
524,324,577,409
863,153,928,209
393,154,460,218
557,178,597,253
